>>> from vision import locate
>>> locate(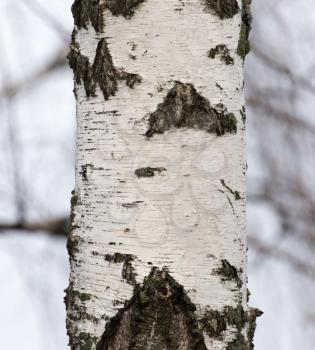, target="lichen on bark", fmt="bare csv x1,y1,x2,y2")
237,0,252,59
65,282,99,350
68,38,142,100
67,190,82,263
247,308,263,349
145,81,237,138
201,303,262,348
204,0,240,19
96,268,207,350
